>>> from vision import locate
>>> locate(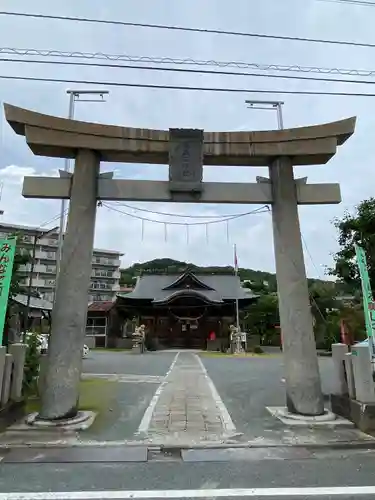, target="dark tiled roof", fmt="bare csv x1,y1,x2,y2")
118,273,256,301
153,289,223,305
88,301,115,312
13,294,53,311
